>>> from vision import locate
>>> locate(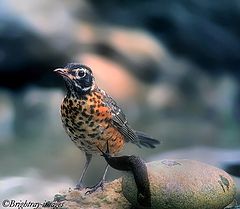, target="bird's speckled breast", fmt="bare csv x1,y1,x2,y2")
60,90,125,154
